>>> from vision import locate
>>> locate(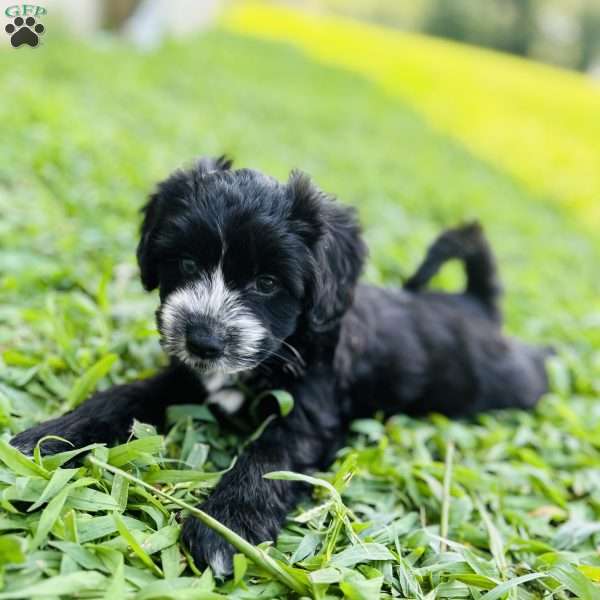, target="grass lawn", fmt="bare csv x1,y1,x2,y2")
0,5,599,599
